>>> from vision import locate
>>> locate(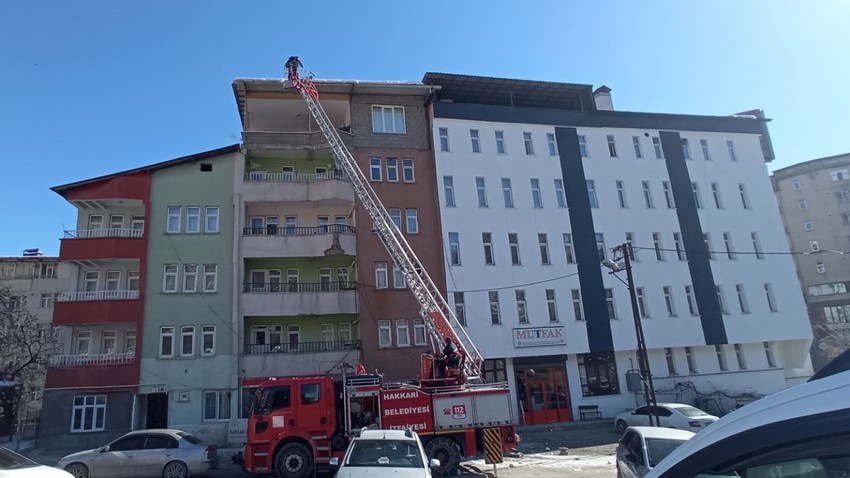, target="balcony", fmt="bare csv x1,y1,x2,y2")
244,340,360,355
242,130,352,151
49,352,135,367
241,341,361,378
58,290,139,302
240,172,354,204
59,229,145,261
241,227,356,258
53,291,142,325
64,228,143,239
240,282,358,316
